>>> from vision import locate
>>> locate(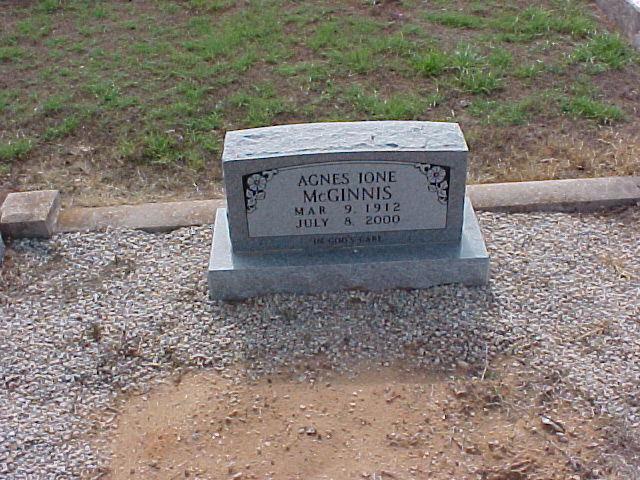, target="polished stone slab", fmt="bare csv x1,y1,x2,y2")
208,198,489,301
222,121,468,253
